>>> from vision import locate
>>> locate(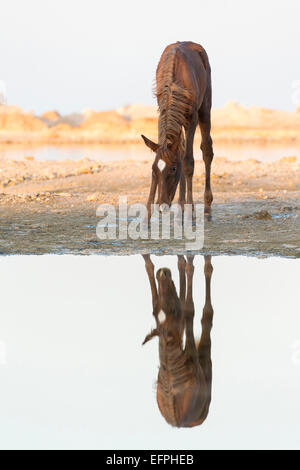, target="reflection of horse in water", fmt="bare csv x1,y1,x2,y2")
142,255,214,427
